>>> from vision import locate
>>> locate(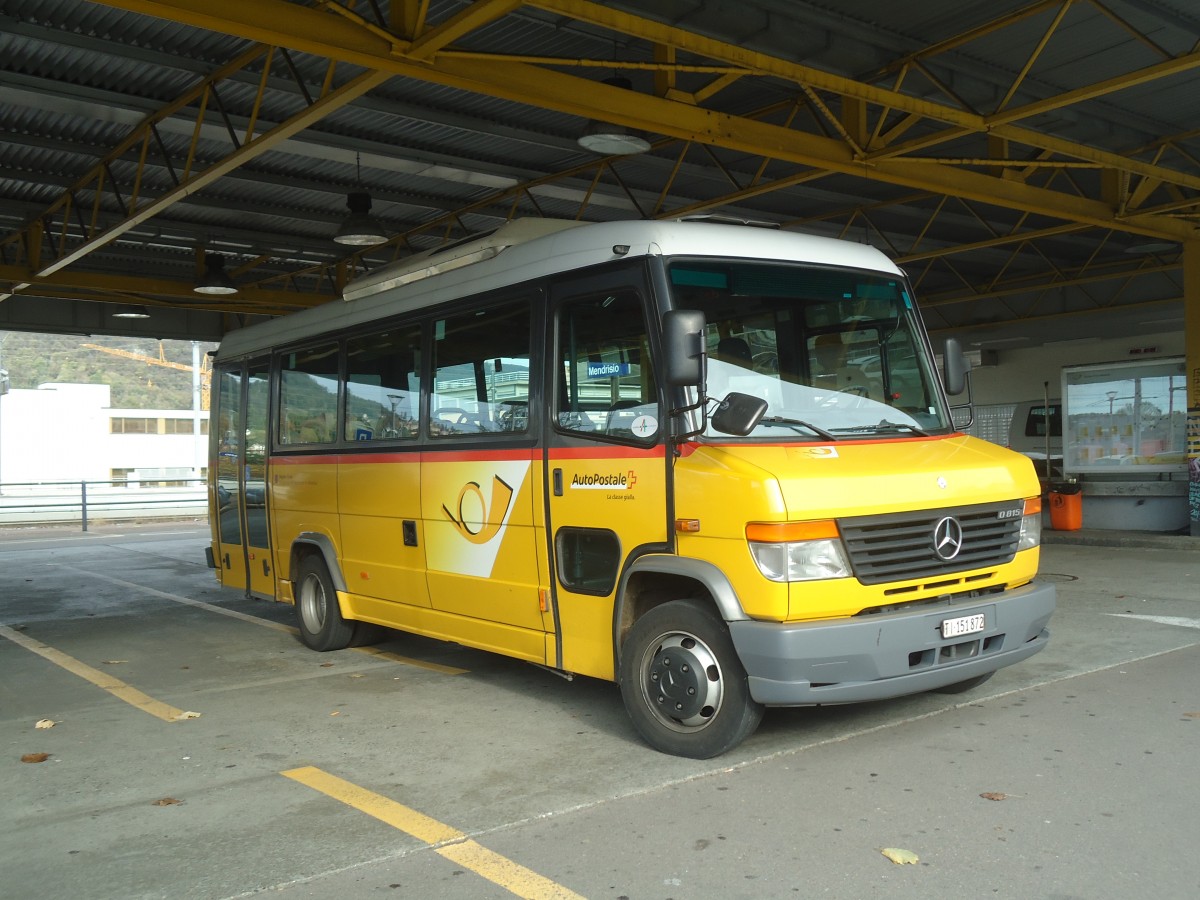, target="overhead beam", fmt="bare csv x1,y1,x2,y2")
0,61,393,301
0,264,332,314
85,0,1198,244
